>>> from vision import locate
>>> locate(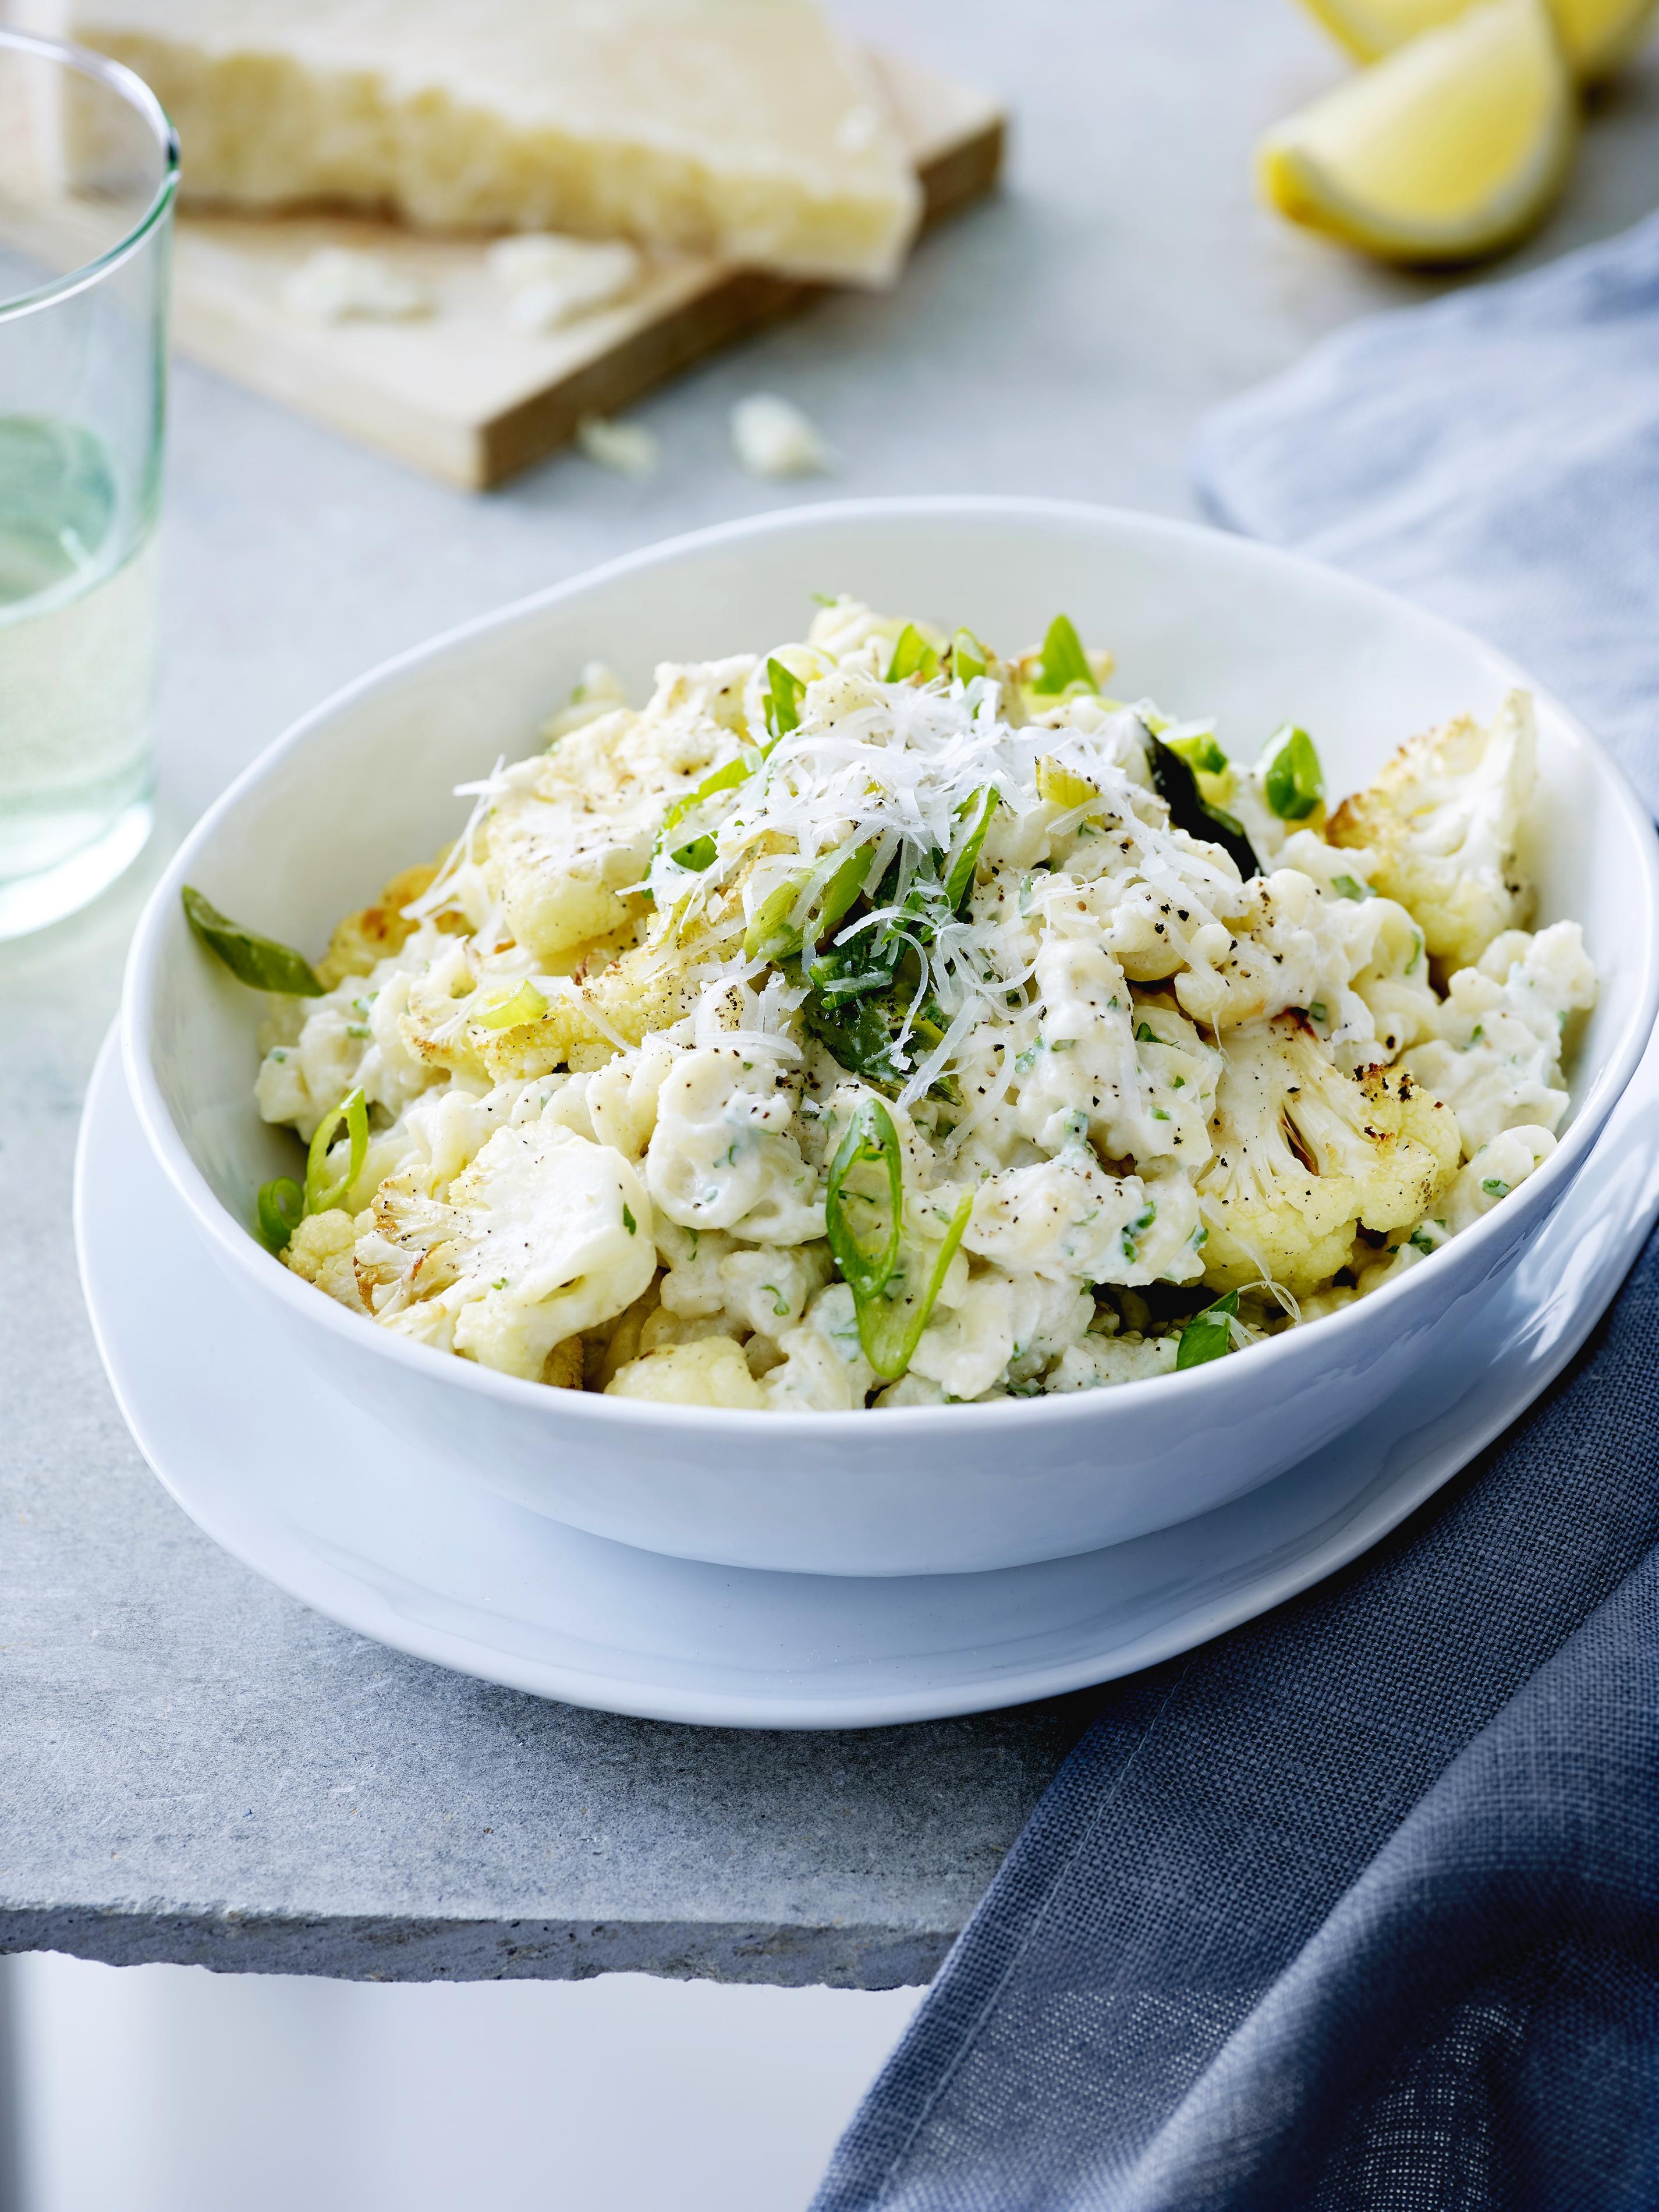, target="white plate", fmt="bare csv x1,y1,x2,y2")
78,1022,1659,1729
